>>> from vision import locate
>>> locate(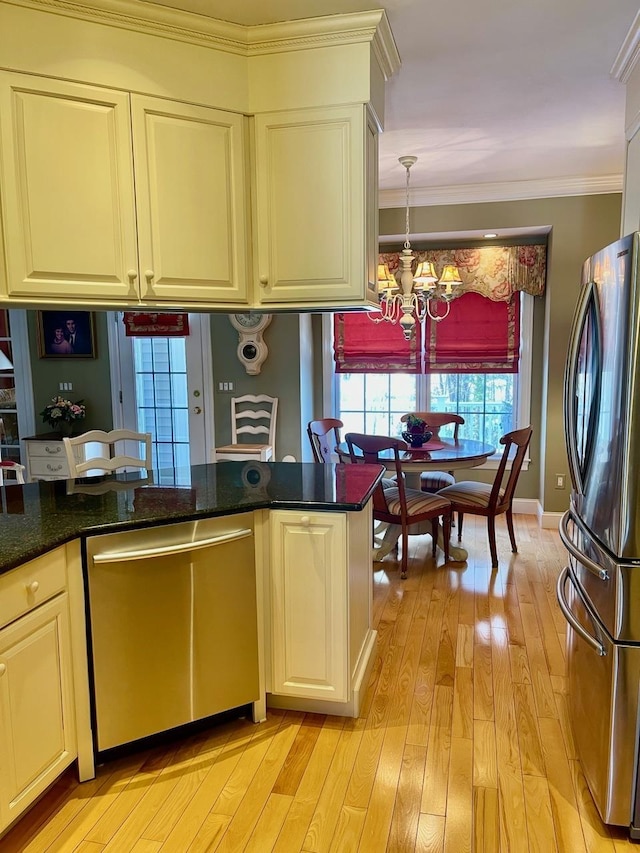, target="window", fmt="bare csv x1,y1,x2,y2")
324,293,533,460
